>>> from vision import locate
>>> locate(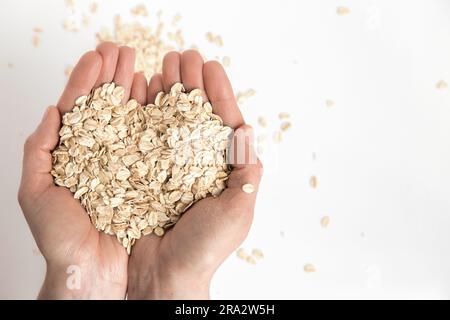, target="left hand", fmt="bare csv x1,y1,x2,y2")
127,50,263,300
